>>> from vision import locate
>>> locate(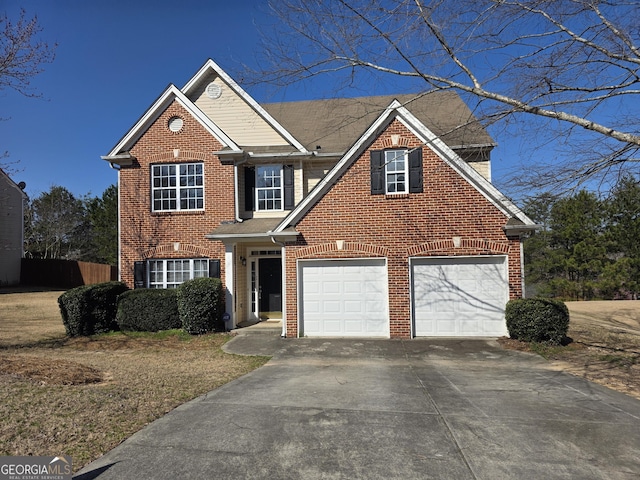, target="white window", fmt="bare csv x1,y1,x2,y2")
385,150,408,194
256,165,282,211
152,163,204,212
148,259,209,289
